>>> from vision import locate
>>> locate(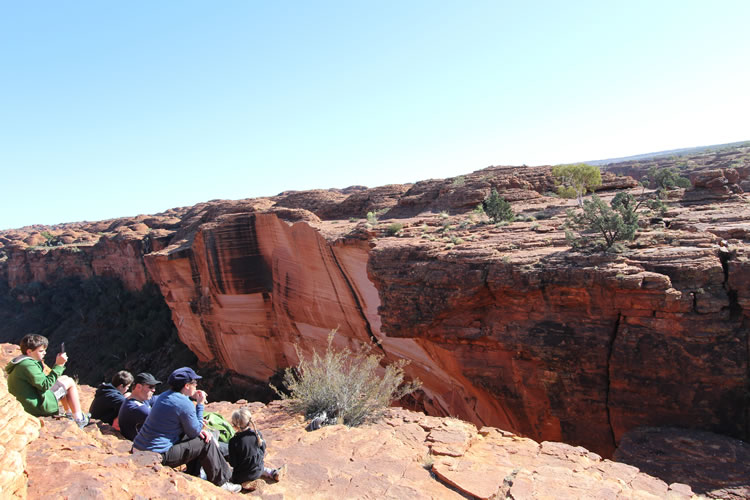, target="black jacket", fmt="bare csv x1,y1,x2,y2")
89,383,125,424
228,429,266,482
